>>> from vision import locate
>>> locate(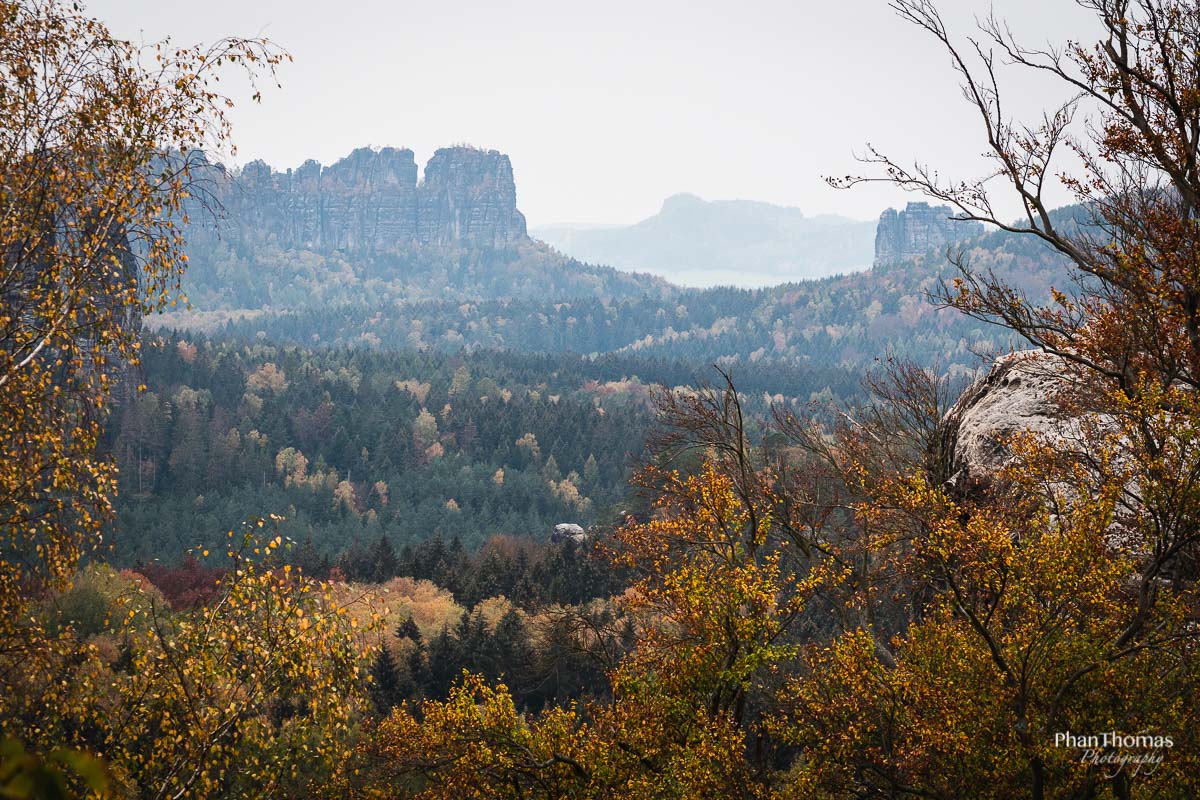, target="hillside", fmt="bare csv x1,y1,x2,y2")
163,143,1078,380
164,203,1070,378
106,338,862,563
